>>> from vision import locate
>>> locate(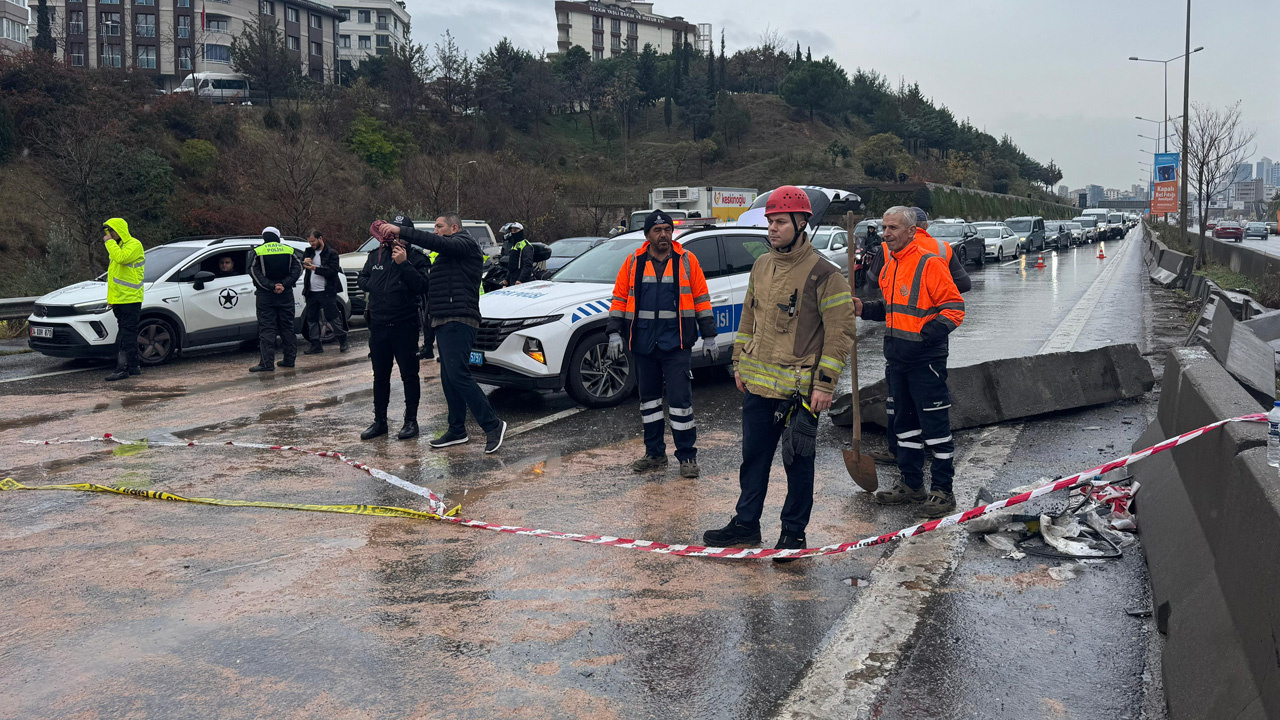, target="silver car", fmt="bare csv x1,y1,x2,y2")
810,226,851,277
